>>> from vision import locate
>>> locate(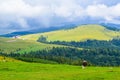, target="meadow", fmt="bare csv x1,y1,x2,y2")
0,61,120,80
0,37,62,54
